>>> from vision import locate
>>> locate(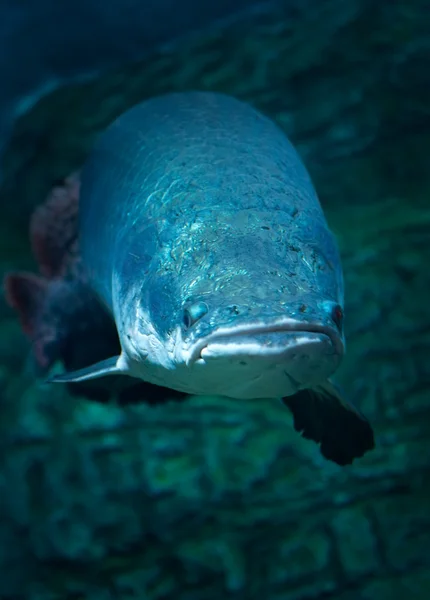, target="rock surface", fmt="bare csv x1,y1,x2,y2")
0,0,429,597
0,0,270,166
